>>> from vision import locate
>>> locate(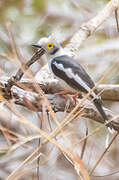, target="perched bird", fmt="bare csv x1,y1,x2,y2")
32,37,112,129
